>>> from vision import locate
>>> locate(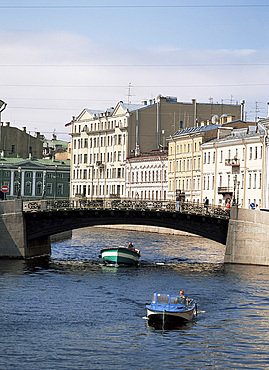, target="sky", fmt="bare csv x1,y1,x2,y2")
0,0,269,142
